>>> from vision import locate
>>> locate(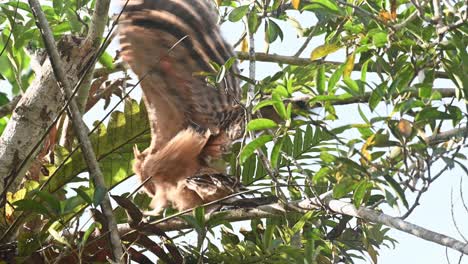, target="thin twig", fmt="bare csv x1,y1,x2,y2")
294,27,316,57
450,188,468,242
459,176,468,215
27,0,123,262
235,52,450,79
